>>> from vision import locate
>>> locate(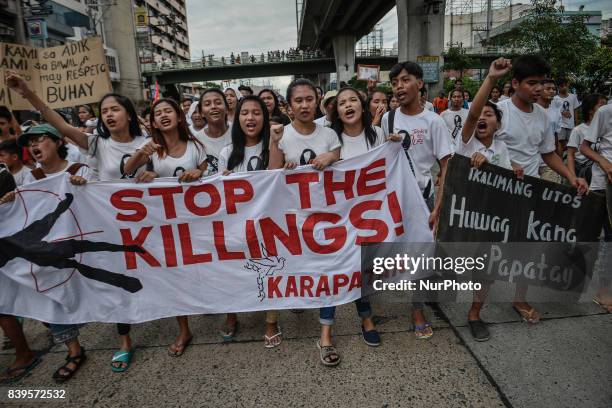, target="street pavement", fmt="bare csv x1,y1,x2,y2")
1,290,610,407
